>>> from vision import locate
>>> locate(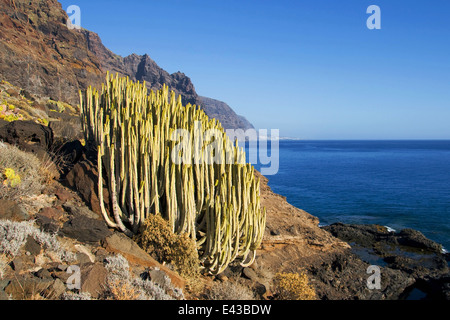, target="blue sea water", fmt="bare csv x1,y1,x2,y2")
248,140,450,251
